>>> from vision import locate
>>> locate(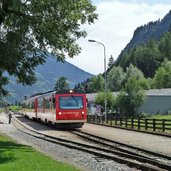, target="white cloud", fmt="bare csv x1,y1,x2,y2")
66,1,171,75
